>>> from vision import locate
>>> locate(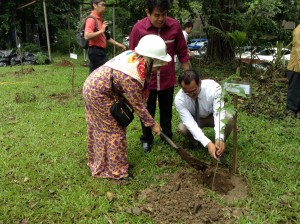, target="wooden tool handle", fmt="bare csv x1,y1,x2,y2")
160,132,179,149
